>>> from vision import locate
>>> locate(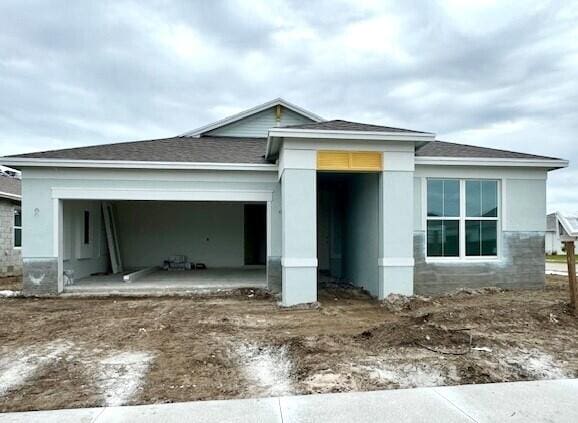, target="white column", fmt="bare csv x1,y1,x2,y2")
378,160,415,298
21,177,61,295
281,167,317,306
